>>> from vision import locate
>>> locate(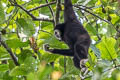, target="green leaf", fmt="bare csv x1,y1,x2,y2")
24,57,36,70
87,51,97,70
8,60,16,70
41,22,52,29
0,47,9,59
9,56,37,76
16,18,35,36
59,57,65,67
97,37,117,60
20,56,37,73
41,53,60,63
0,64,9,72
10,57,37,76
6,39,29,48
90,44,101,58
6,6,14,14
3,71,14,80
86,23,97,35
106,24,116,37
38,66,53,80
10,65,30,76
0,72,4,79
33,0,42,3
27,73,38,80
0,2,5,24
38,31,68,49
72,0,78,3
60,67,80,79
18,50,33,64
